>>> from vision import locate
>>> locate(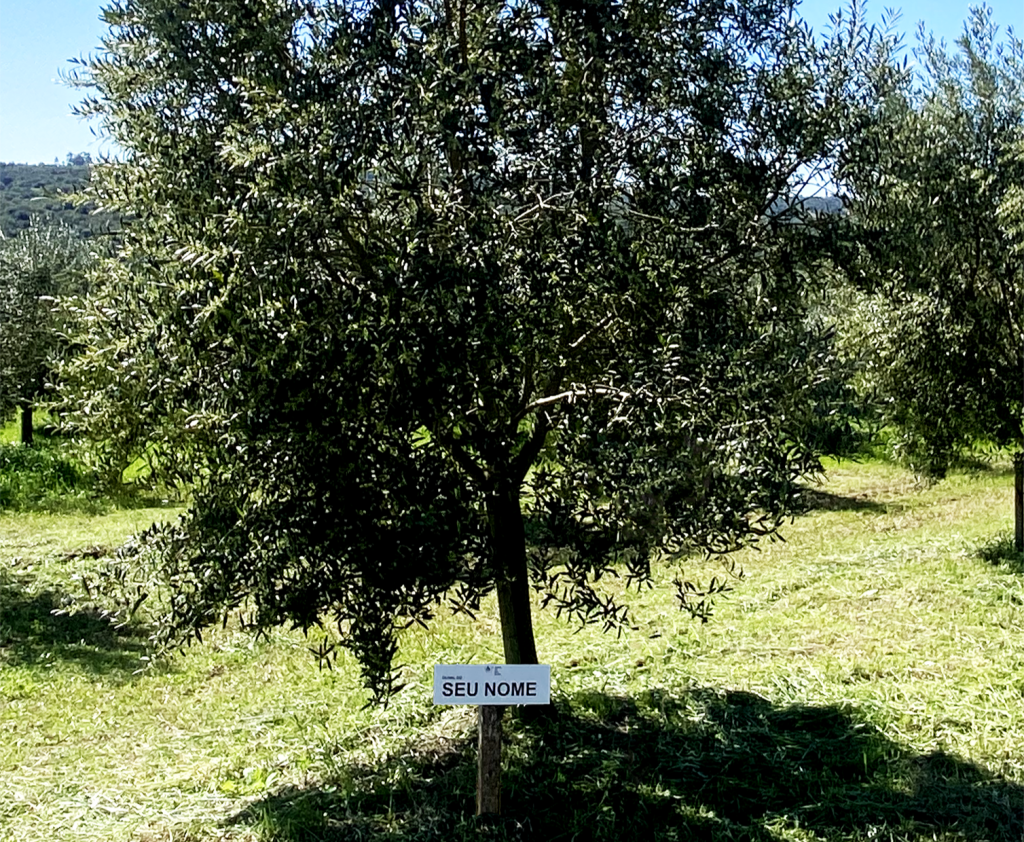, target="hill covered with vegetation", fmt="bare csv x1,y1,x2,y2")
0,157,114,238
